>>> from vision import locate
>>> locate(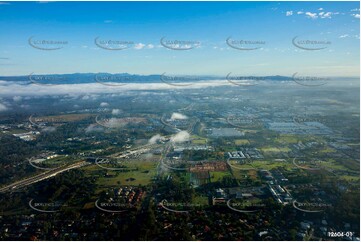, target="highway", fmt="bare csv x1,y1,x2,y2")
160,115,182,132
109,143,161,159
0,161,87,193
156,118,199,175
